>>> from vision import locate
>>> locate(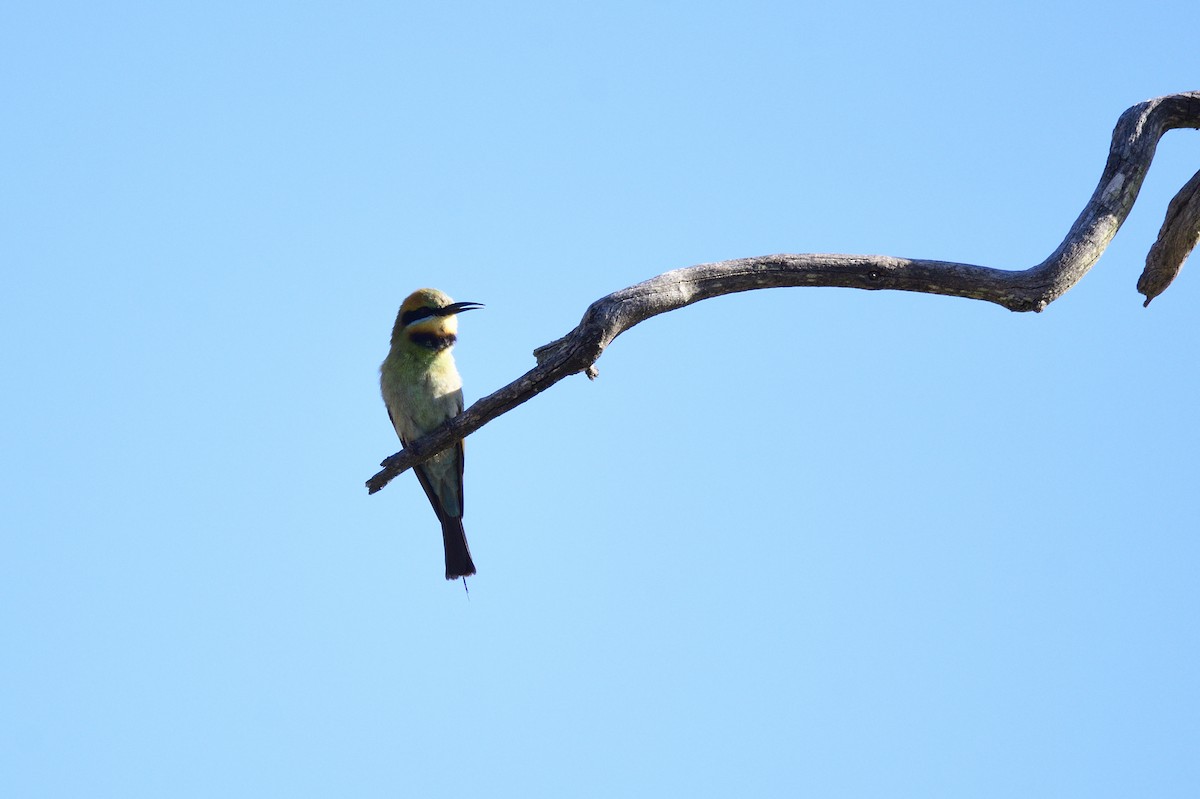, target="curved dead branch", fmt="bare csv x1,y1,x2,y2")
1140,167,1200,305
367,91,1200,494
